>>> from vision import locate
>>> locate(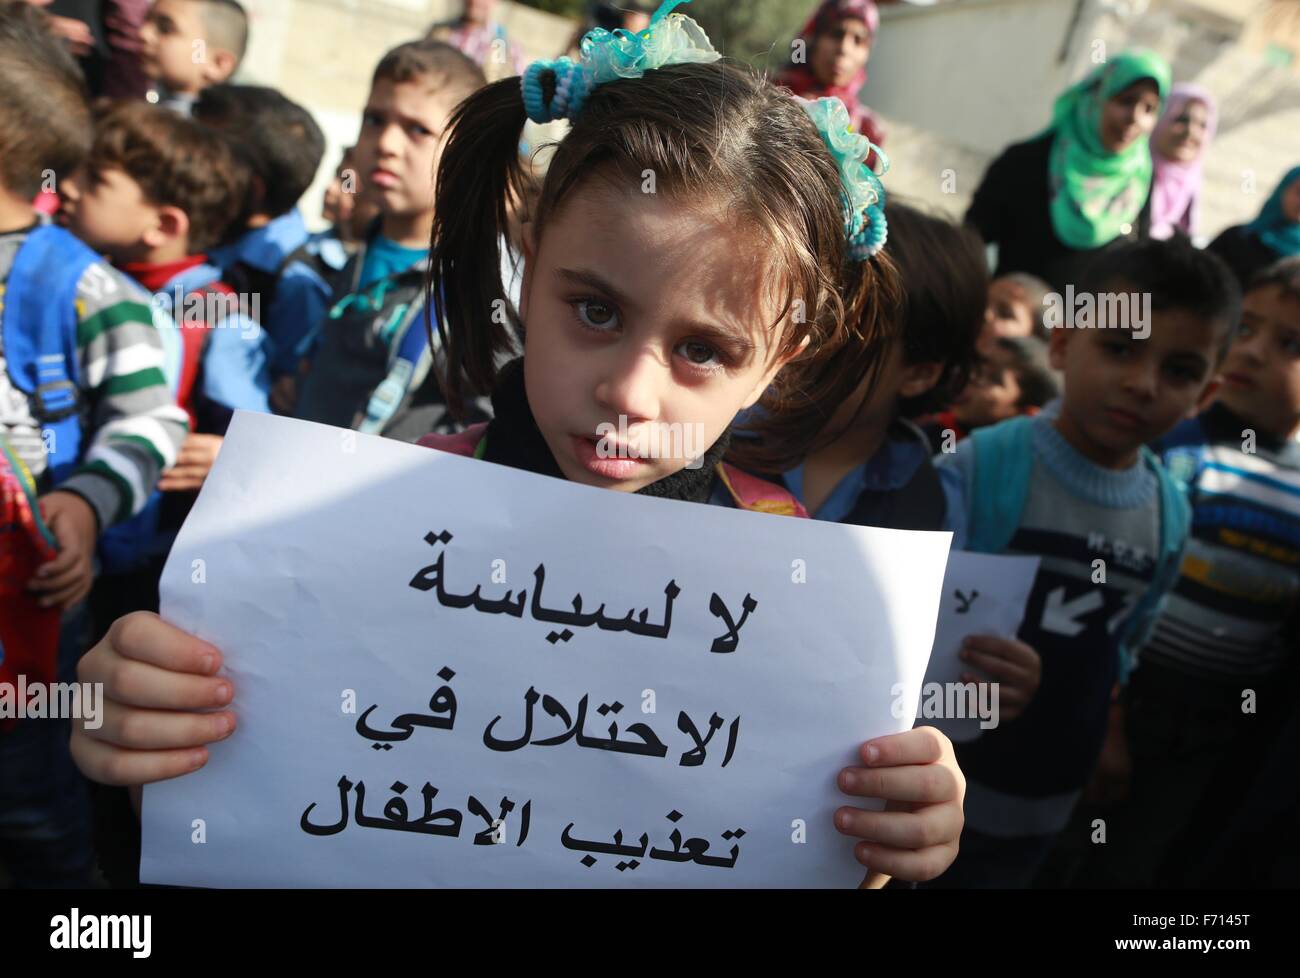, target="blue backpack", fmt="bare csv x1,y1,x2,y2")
1,225,102,486
965,415,1191,680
